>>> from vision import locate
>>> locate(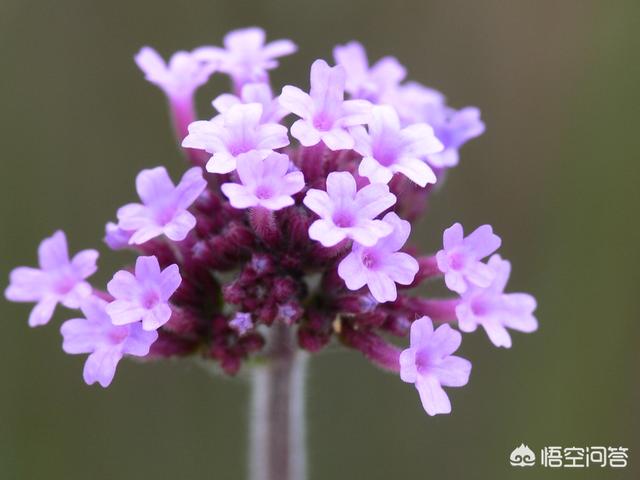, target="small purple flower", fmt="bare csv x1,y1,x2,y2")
279,59,371,151
423,105,485,168
383,81,445,125
106,256,181,331
104,222,134,250
436,222,502,294
116,166,206,244
351,105,443,186
194,27,296,87
213,82,286,124
229,312,253,336
399,316,472,416
338,212,418,302
134,46,217,102
221,152,305,211
333,41,406,102
5,231,98,327
182,103,290,174
61,296,158,387
303,171,396,247
456,254,538,348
